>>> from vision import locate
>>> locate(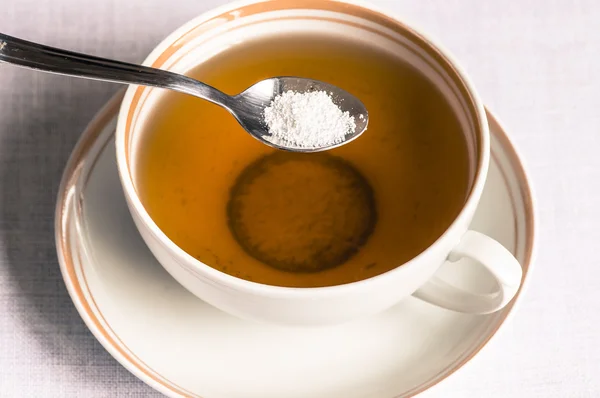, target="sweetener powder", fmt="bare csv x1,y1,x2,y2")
263,90,356,149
